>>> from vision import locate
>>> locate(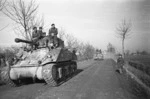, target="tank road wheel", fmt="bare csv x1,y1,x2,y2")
70,63,75,75
74,64,77,71
52,65,59,82
69,65,73,75
42,64,59,86
1,67,17,87
72,62,77,73
62,67,67,81
66,66,70,77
